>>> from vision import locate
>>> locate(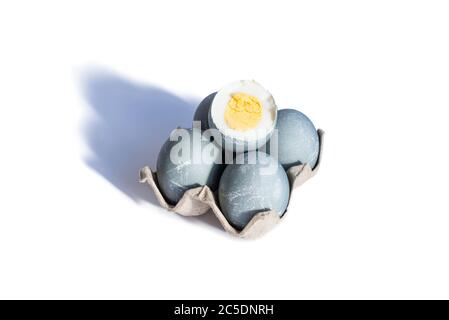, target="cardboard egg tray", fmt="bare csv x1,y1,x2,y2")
139,129,324,239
